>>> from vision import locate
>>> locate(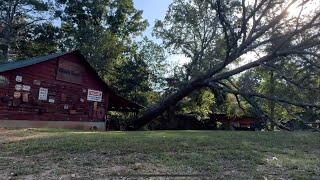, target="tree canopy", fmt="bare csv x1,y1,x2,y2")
0,0,319,131
134,0,320,130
